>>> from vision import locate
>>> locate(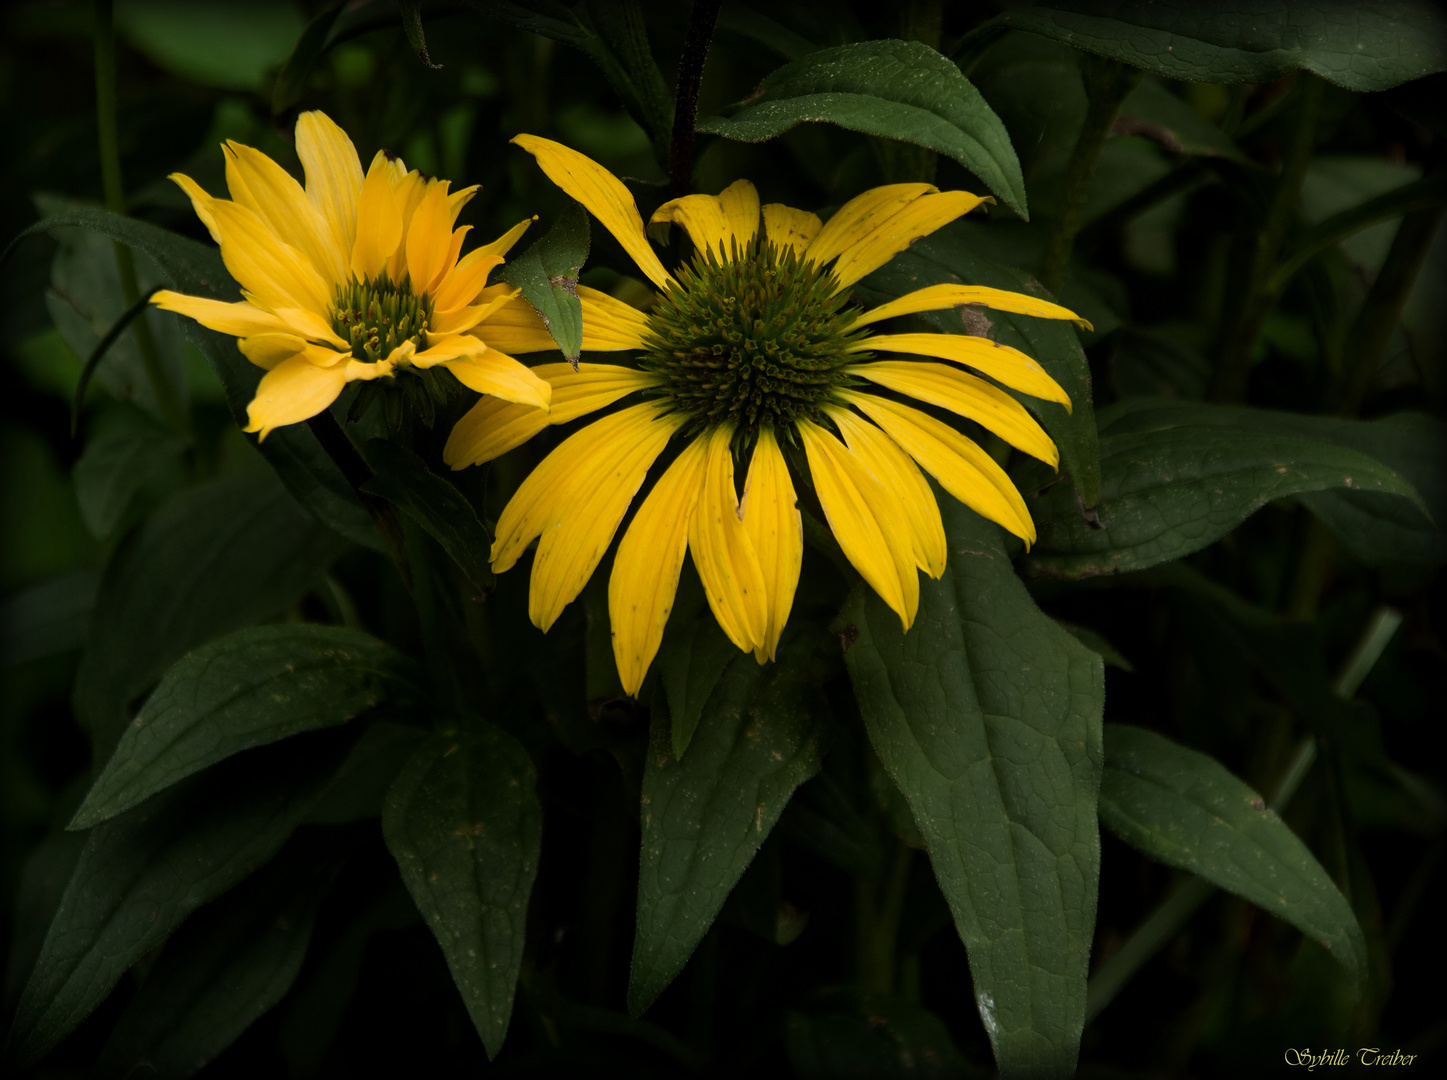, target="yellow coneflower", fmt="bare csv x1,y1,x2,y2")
445,137,1087,696
150,110,552,438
